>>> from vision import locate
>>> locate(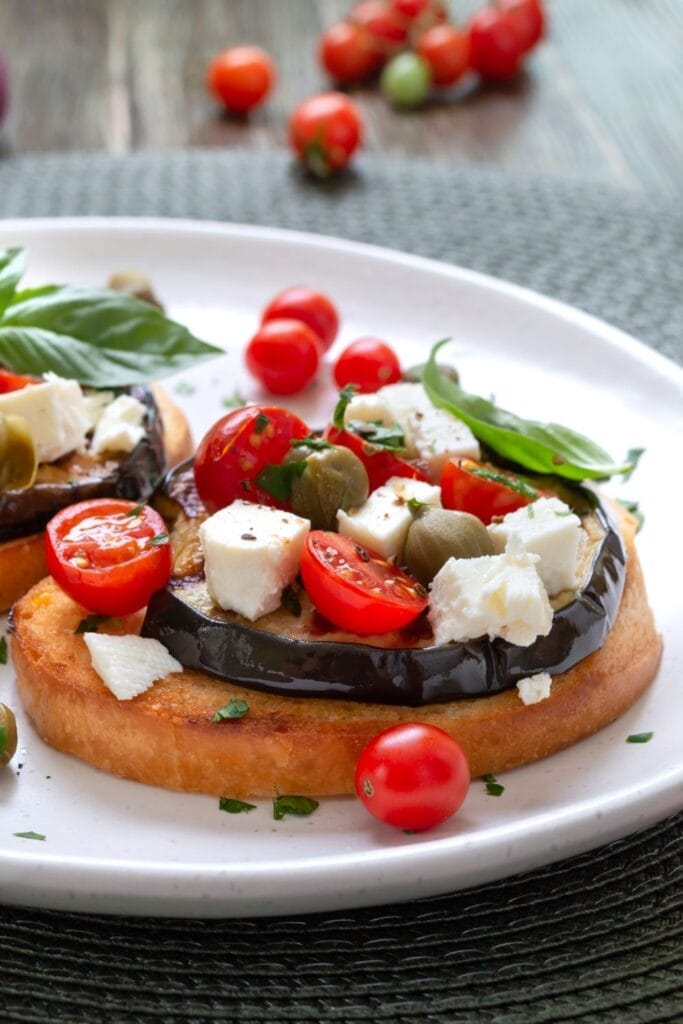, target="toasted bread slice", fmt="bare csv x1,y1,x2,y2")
10,520,661,798
0,386,192,612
